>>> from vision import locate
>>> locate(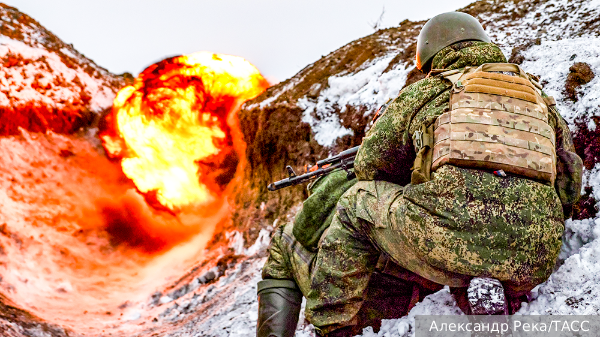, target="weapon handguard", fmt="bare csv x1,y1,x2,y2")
267,146,359,191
